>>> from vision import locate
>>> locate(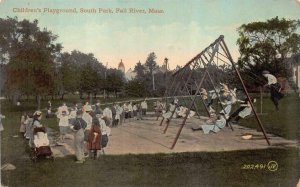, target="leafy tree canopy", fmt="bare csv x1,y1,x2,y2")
237,17,300,86
0,17,62,97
